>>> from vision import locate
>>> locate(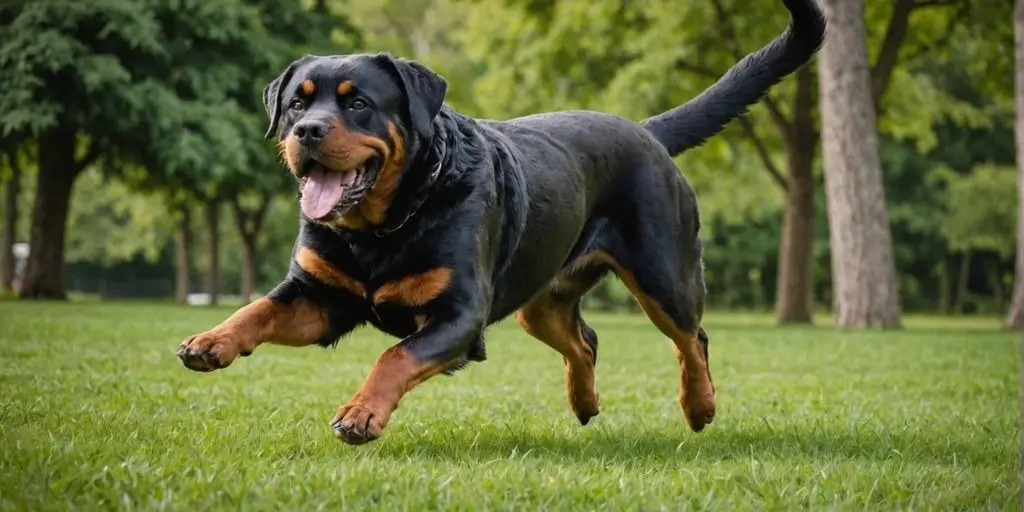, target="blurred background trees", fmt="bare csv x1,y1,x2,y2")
0,0,1017,329
1008,0,1024,329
